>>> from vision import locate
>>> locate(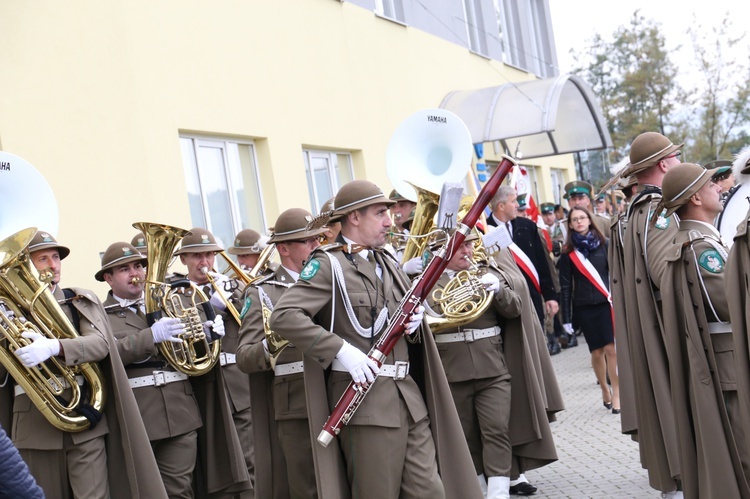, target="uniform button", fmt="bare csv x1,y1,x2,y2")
318,357,324,363
636,277,642,284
